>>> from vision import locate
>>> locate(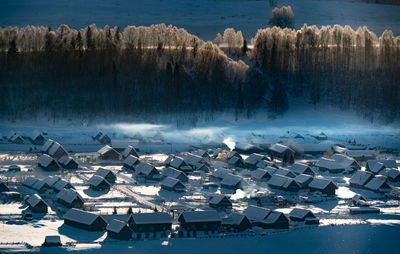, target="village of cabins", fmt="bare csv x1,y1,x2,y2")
0,130,399,247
